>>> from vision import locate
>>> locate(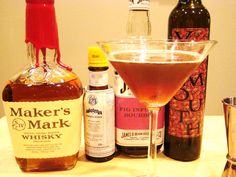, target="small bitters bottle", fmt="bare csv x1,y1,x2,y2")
2,0,84,172
83,47,115,162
